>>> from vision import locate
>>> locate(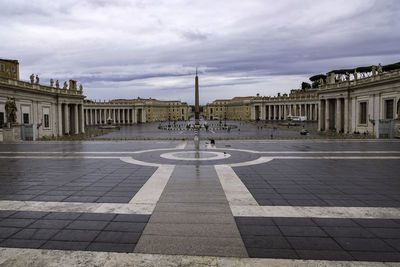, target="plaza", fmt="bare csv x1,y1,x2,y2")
0,137,400,265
